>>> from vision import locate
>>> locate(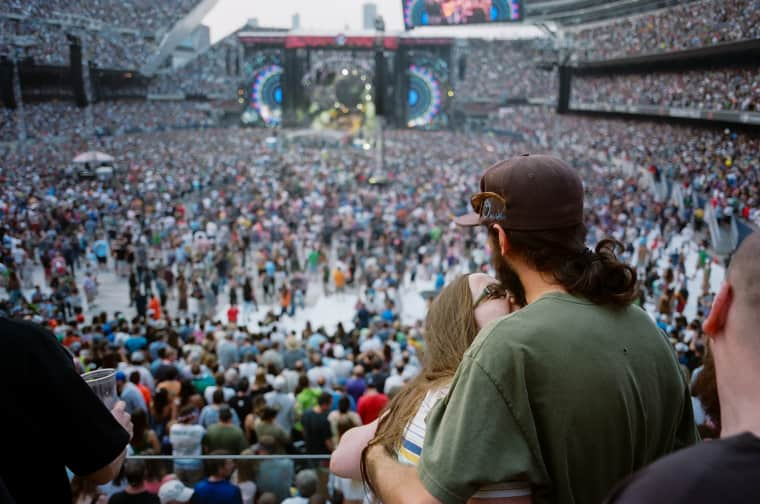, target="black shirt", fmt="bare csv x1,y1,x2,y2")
606,433,760,503
228,393,252,422
301,408,332,454
109,490,161,504
0,317,130,503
